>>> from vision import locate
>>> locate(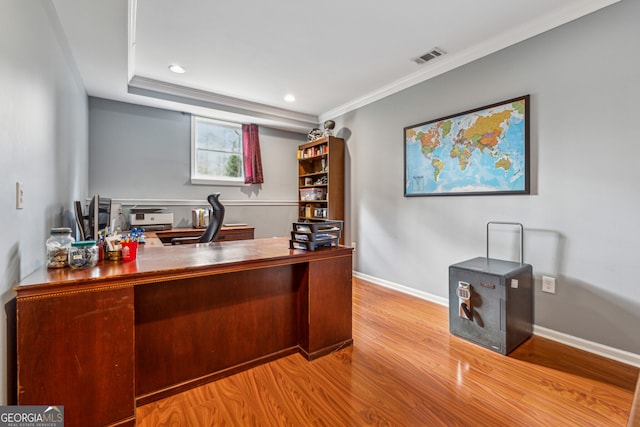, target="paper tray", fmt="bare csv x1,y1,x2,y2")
289,238,339,251
292,220,343,233
290,229,341,242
